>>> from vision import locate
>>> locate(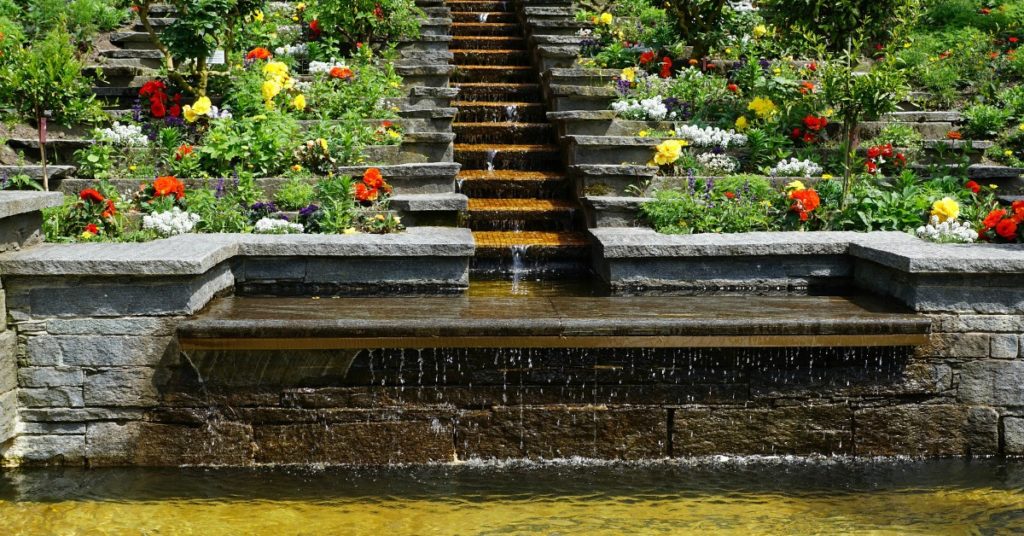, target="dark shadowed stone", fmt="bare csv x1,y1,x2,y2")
456,406,666,460
1005,417,1024,456
853,405,995,457
673,405,853,456
85,421,254,466
254,420,454,465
